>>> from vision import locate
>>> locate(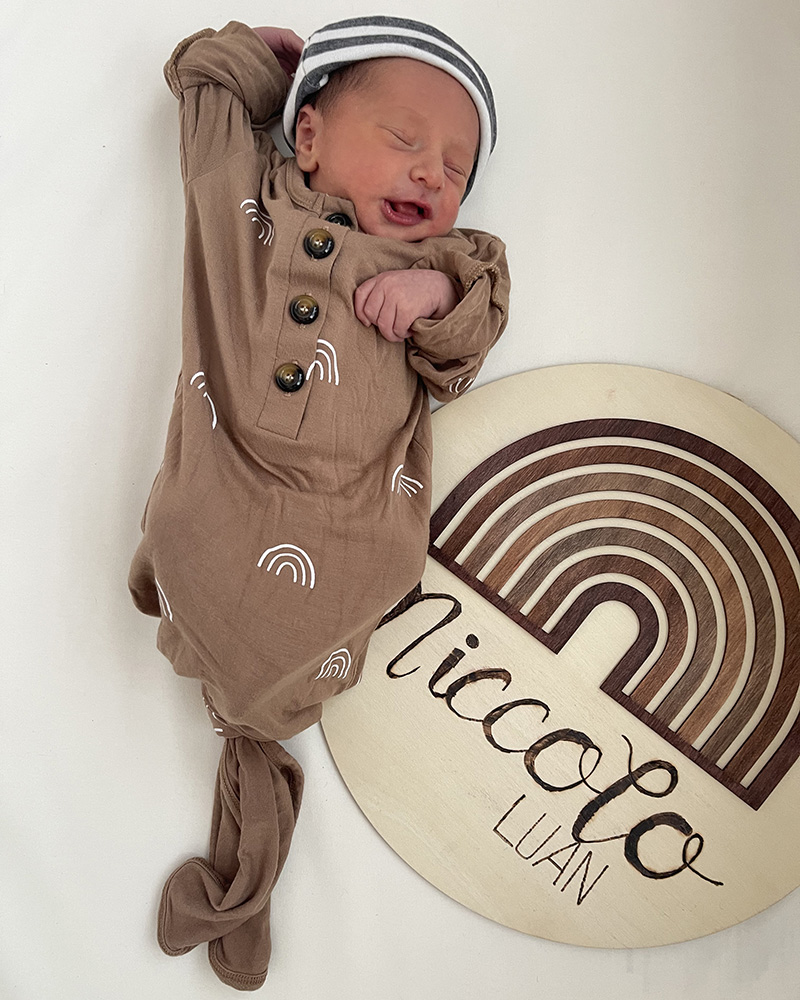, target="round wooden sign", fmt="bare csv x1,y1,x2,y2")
321,365,800,947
